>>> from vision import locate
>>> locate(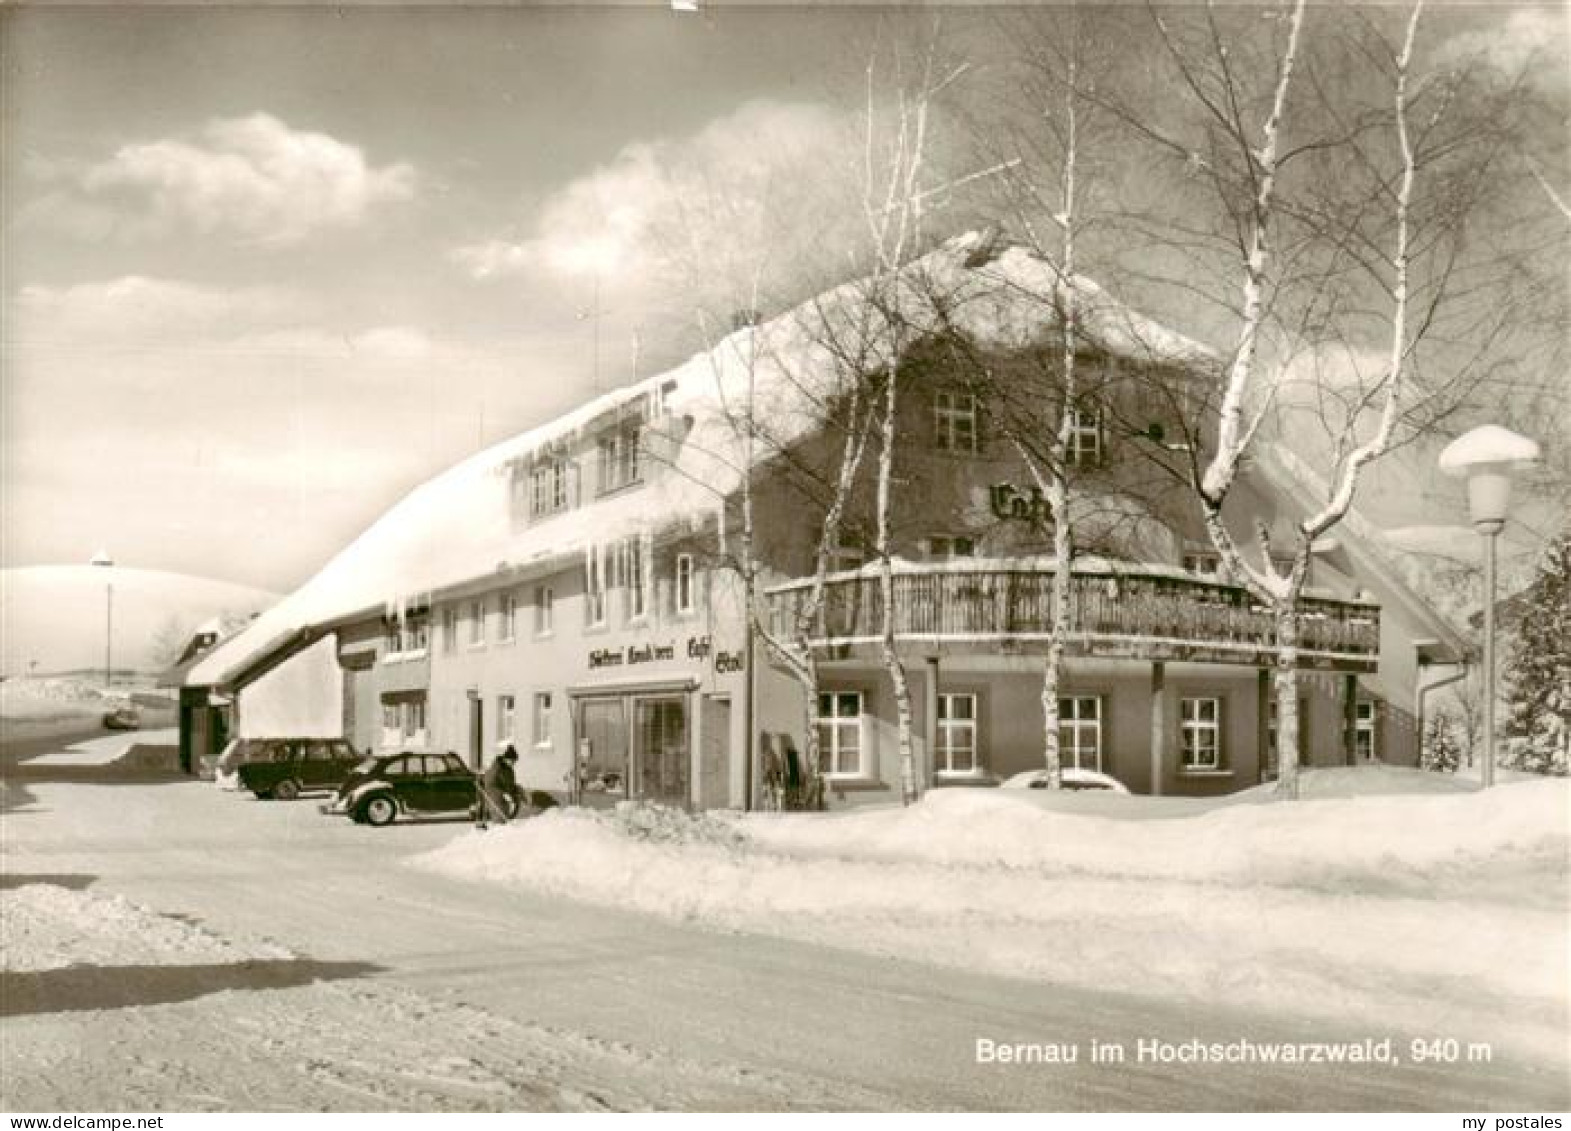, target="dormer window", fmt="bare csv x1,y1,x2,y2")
598,424,641,494
1067,407,1103,469
529,456,571,518
934,391,980,453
